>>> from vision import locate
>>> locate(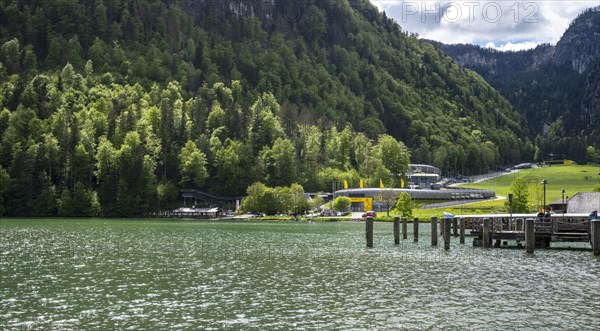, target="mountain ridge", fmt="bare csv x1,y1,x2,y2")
425,6,600,161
